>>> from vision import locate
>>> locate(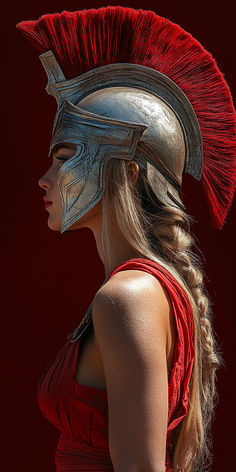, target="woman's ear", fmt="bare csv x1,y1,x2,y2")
126,160,140,185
